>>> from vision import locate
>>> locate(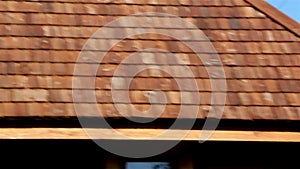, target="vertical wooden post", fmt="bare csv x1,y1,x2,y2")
178,153,194,169
104,155,122,169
